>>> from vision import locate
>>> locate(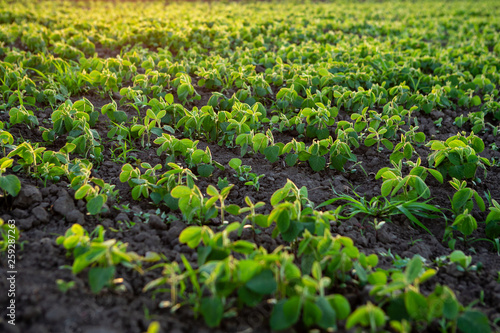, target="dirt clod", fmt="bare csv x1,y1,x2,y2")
13,185,42,209
53,191,76,217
